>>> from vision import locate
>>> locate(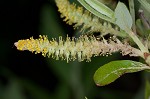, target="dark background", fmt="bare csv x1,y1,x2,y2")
0,0,149,99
